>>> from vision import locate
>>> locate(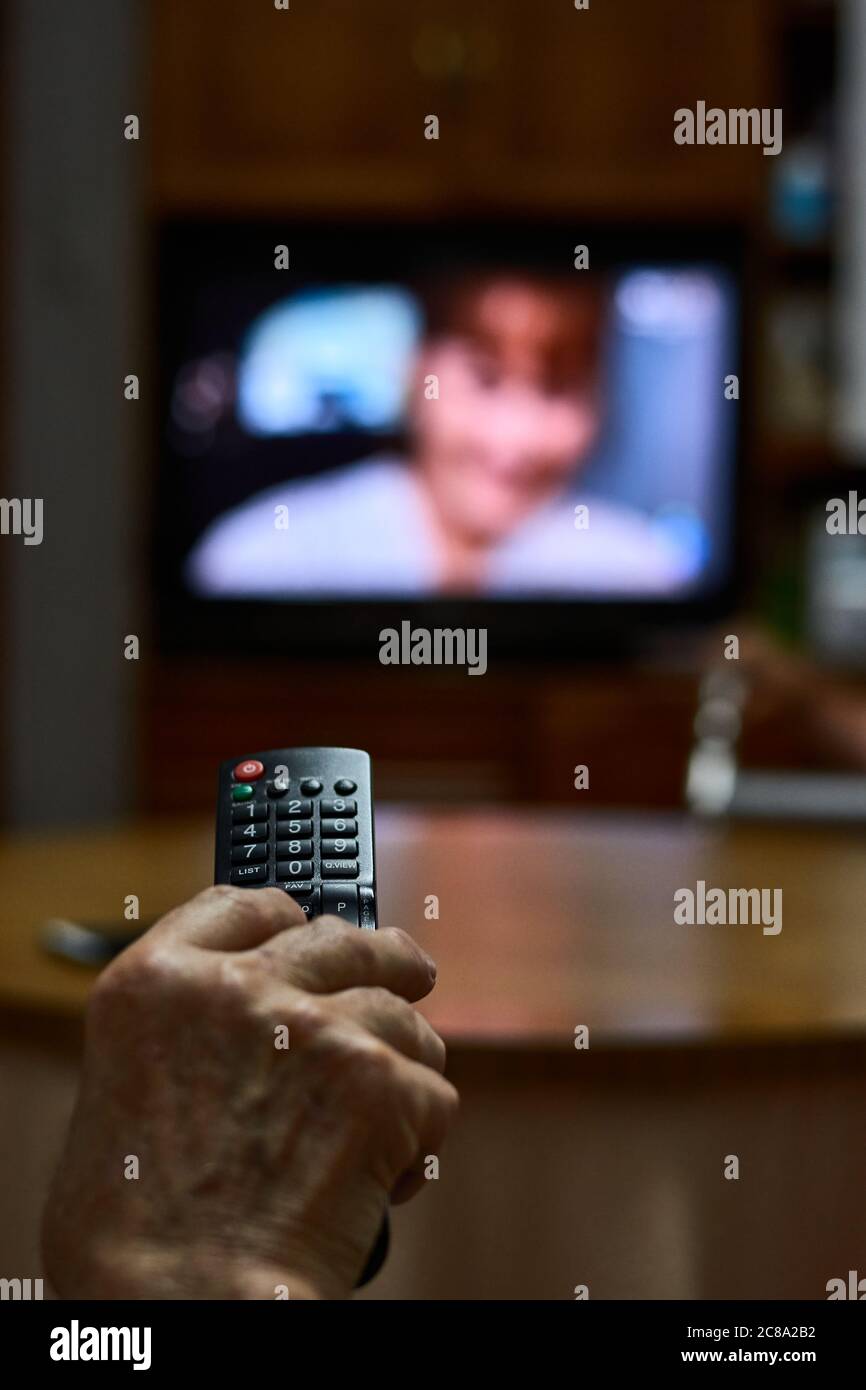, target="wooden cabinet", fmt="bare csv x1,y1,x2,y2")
150,0,768,215
141,659,698,813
